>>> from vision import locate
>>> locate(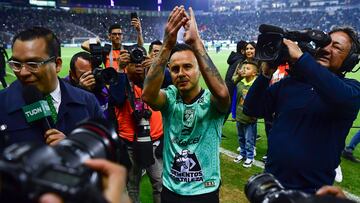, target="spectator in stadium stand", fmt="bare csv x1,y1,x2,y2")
0,43,9,88
0,27,103,151
243,26,360,193
224,40,246,120
142,6,230,203
64,51,110,118
1,6,360,44
107,42,171,203
81,17,144,72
